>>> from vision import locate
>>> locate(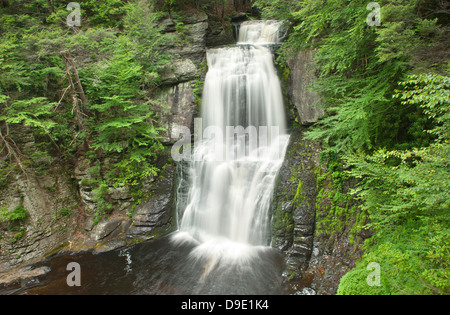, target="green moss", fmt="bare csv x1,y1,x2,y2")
292,179,305,206
314,162,367,247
